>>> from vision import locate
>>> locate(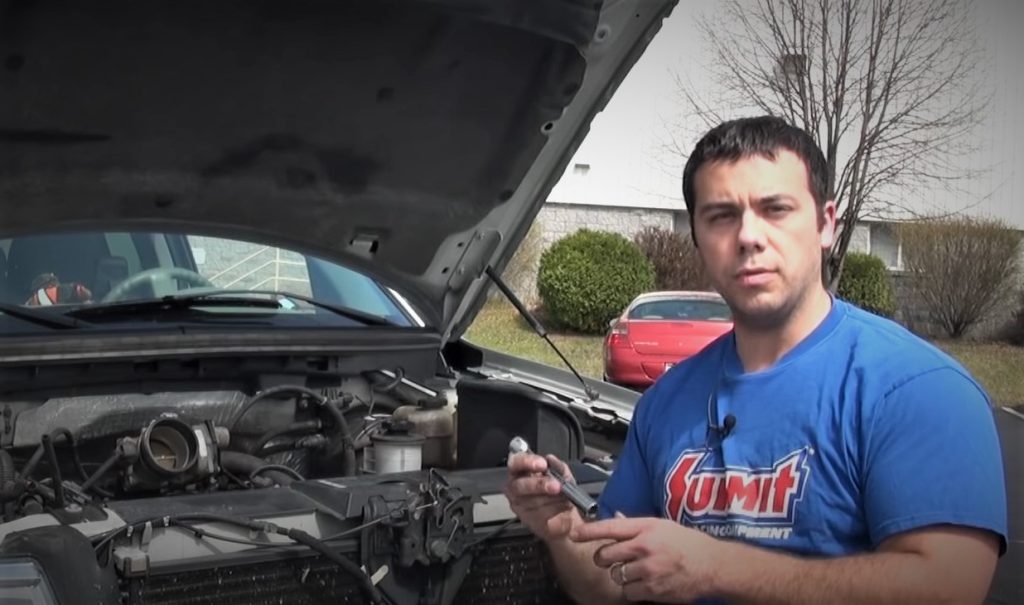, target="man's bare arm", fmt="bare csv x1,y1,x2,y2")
577,517,999,604
546,534,626,605
712,526,1000,605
